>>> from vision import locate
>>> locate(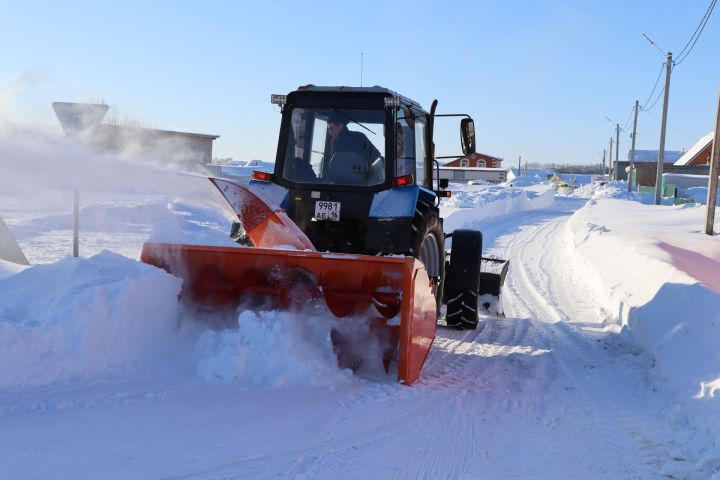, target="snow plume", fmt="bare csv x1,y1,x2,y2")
0,121,235,261
195,309,350,387
0,70,48,106
0,120,221,205
0,251,182,388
